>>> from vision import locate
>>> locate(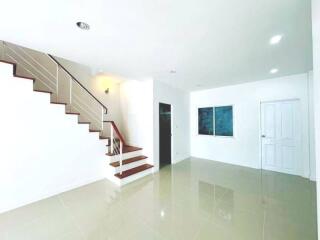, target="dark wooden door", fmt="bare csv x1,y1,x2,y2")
159,103,171,168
